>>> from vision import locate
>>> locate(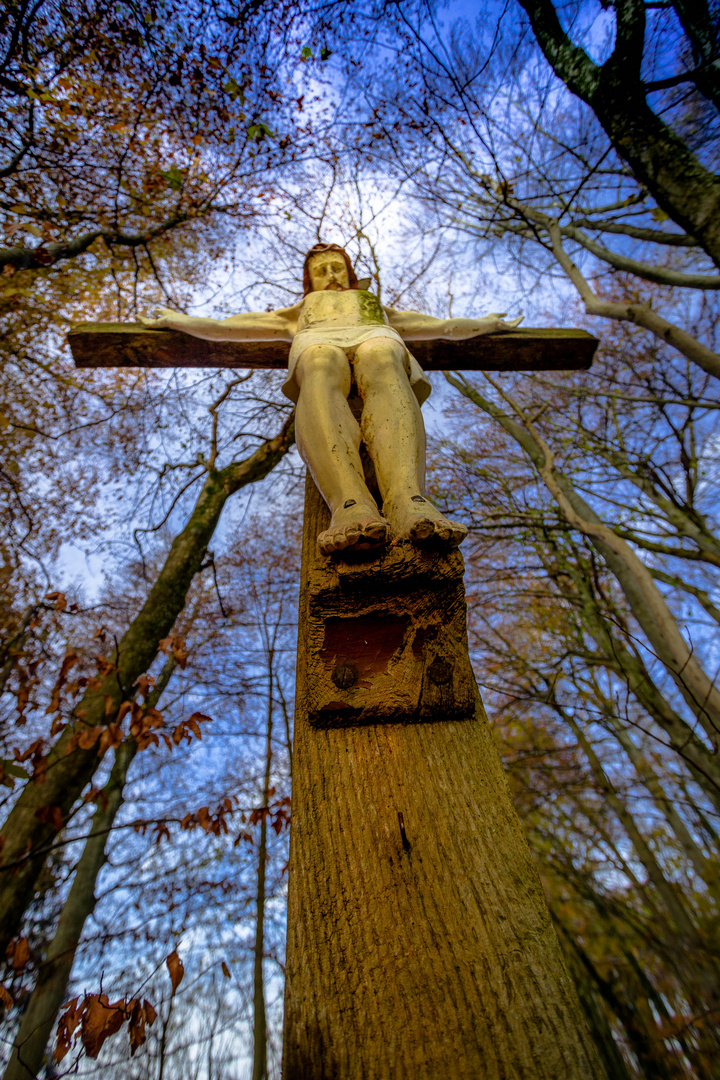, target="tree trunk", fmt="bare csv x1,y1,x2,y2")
0,417,294,958
3,741,135,1080
557,924,686,1080
553,922,648,1080
562,708,706,947
282,476,605,1079
604,709,716,885
446,375,720,761
517,0,720,268
541,542,720,811
2,656,176,1080
560,706,720,1057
